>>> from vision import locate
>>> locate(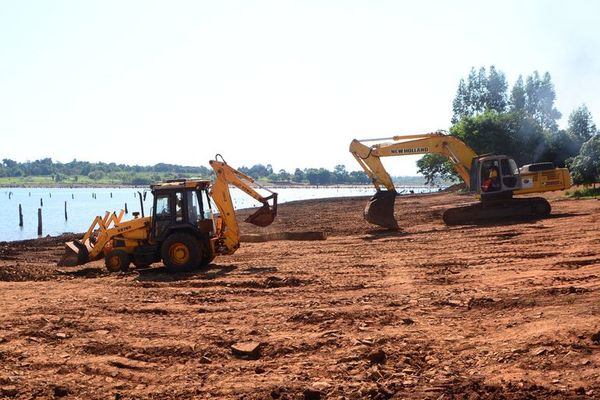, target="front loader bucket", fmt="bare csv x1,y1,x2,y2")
364,190,399,230
57,240,90,267
245,203,276,227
